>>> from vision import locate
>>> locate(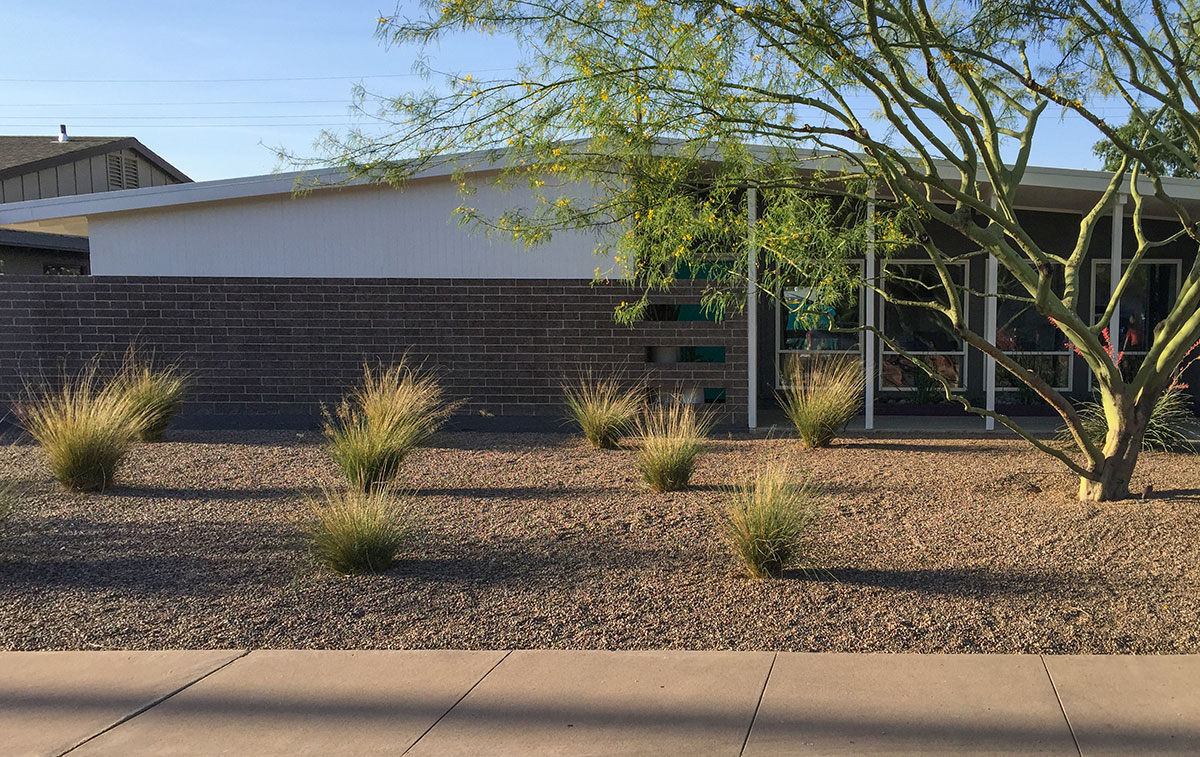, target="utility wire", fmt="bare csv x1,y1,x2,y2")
0,99,354,107
0,68,517,84
0,114,358,120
